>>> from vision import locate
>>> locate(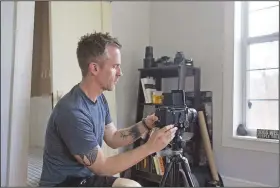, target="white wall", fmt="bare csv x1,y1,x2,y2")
1,2,16,186
150,1,278,186
111,2,151,141
50,2,102,99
